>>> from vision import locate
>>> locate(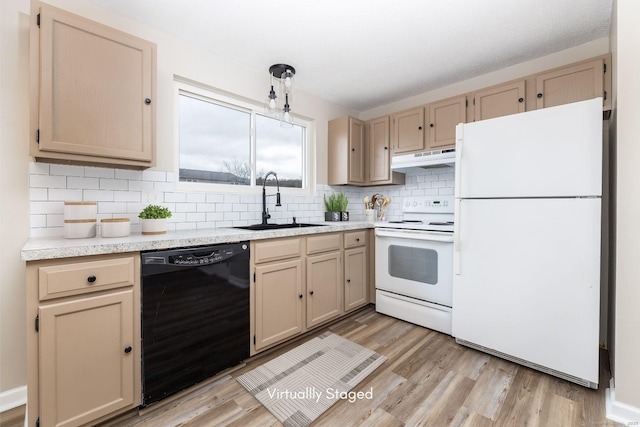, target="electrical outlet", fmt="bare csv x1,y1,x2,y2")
142,190,163,204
